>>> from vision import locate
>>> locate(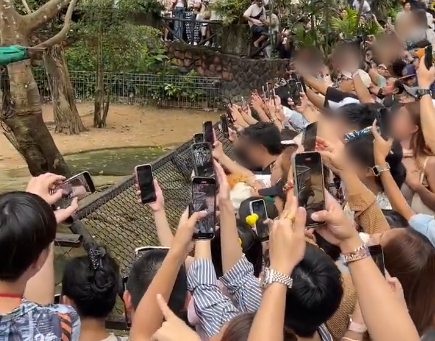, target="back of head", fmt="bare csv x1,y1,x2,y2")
0,191,57,281
220,313,255,341
284,243,343,337
241,122,283,156
126,249,187,315
345,135,405,189
62,247,120,318
383,228,435,334
334,103,379,134
211,218,263,277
